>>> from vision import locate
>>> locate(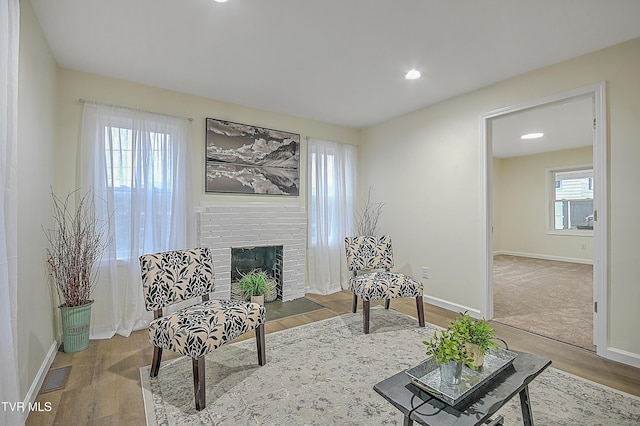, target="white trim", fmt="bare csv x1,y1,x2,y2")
546,230,594,237
479,111,493,318
423,295,482,319
602,346,640,369
591,82,608,356
21,340,59,422
493,250,593,265
480,82,610,360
